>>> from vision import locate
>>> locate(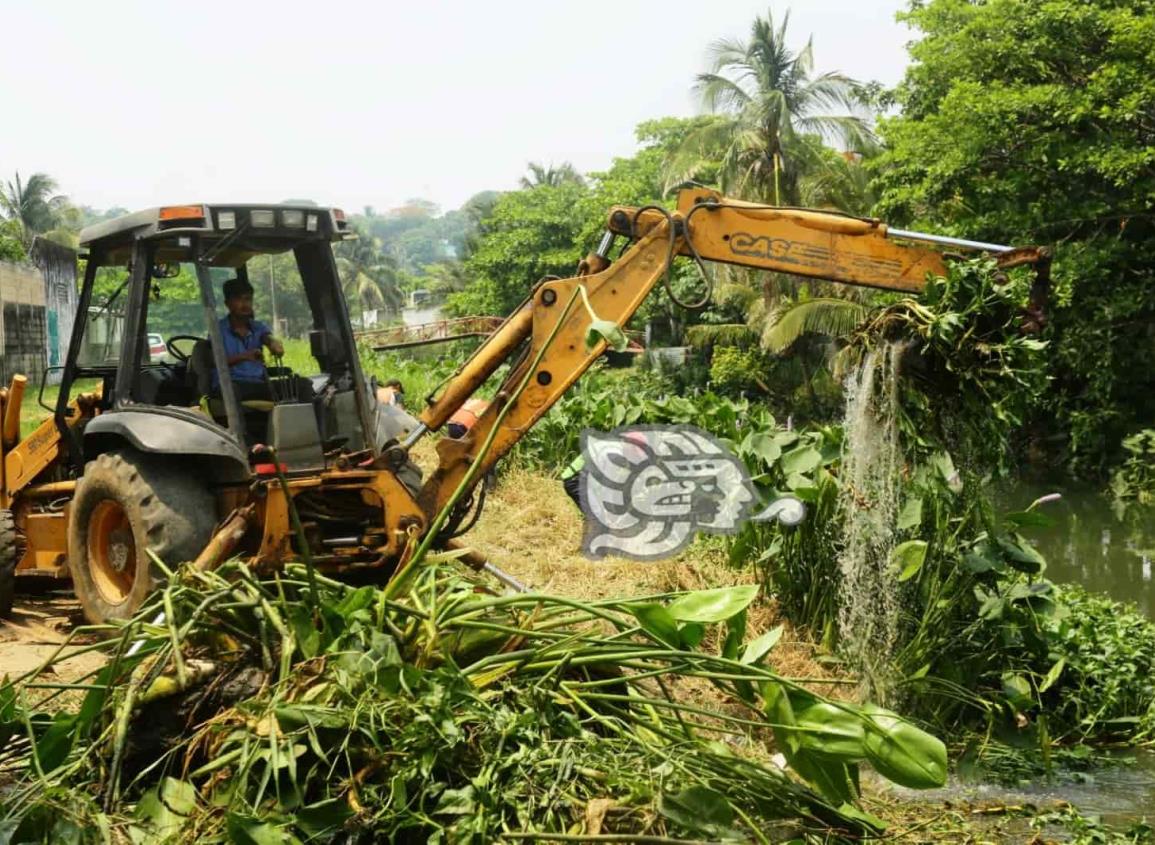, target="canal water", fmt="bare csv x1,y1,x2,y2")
969,479,1155,827
1001,479,1155,618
